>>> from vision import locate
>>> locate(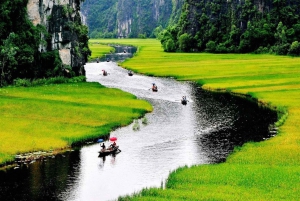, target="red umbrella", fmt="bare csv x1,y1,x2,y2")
110,137,117,141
